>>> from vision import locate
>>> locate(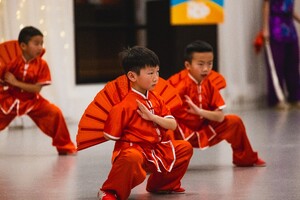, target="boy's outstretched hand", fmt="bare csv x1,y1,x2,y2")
4,72,18,86
136,99,154,121
185,95,225,122
185,95,202,115
0,78,5,85
136,99,177,130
